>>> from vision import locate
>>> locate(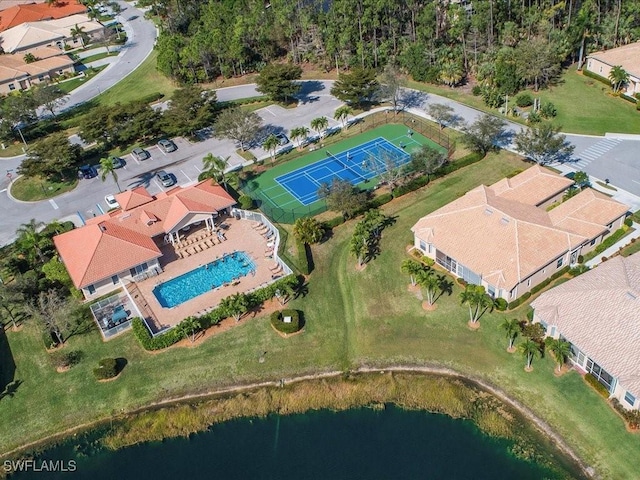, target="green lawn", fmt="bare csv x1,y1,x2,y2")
79,51,119,64
1,151,639,478
408,67,640,135
56,66,108,94
10,176,77,201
